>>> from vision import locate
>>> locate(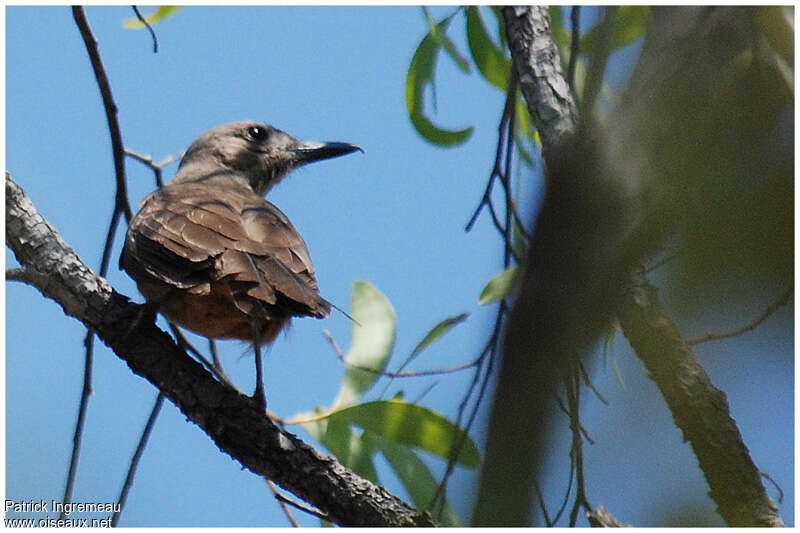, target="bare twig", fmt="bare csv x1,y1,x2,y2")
131,6,158,53
465,70,526,245
322,329,478,379
267,479,301,527
111,392,165,526
125,147,179,189
58,330,95,521
687,288,792,345
565,367,592,526
269,482,330,523
760,471,784,505
567,6,581,94
72,6,131,222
